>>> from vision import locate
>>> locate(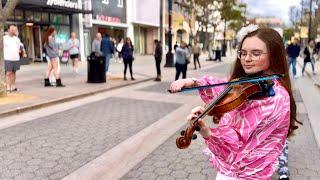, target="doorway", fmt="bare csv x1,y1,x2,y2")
33,26,42,61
